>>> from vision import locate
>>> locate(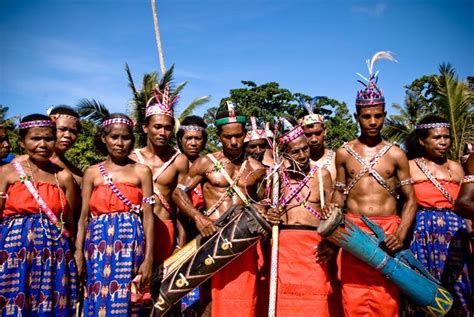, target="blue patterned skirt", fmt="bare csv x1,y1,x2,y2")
410,208,472,315
84,212,145,316
0,214,77,316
